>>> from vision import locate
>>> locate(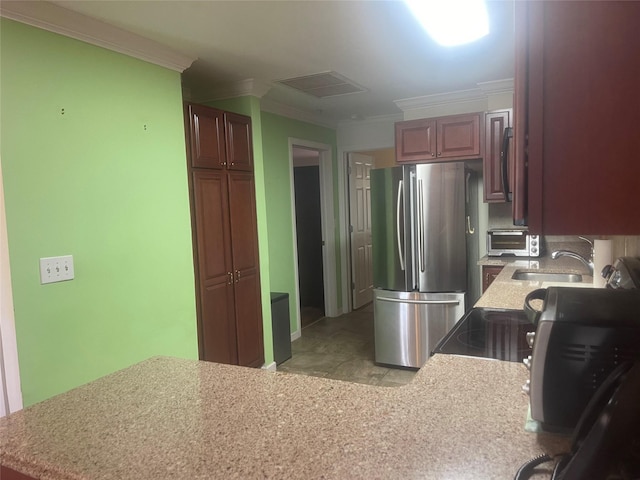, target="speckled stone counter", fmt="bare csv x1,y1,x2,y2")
476,252,595,310
0,355,569,480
